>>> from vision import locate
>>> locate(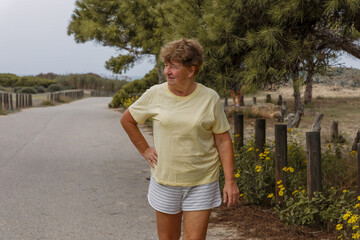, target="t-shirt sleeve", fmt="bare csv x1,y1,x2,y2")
212,98,231,134
128,88,155,124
